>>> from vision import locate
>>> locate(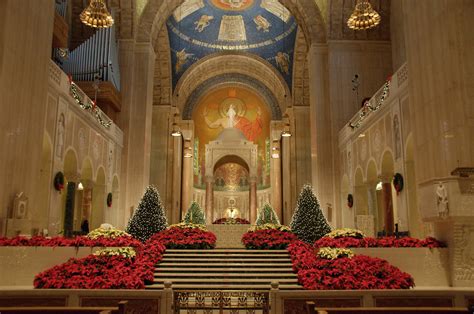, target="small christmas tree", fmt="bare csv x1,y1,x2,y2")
183,201,206,225
255,203,280,226
126,185,168,242
290,184,331,243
